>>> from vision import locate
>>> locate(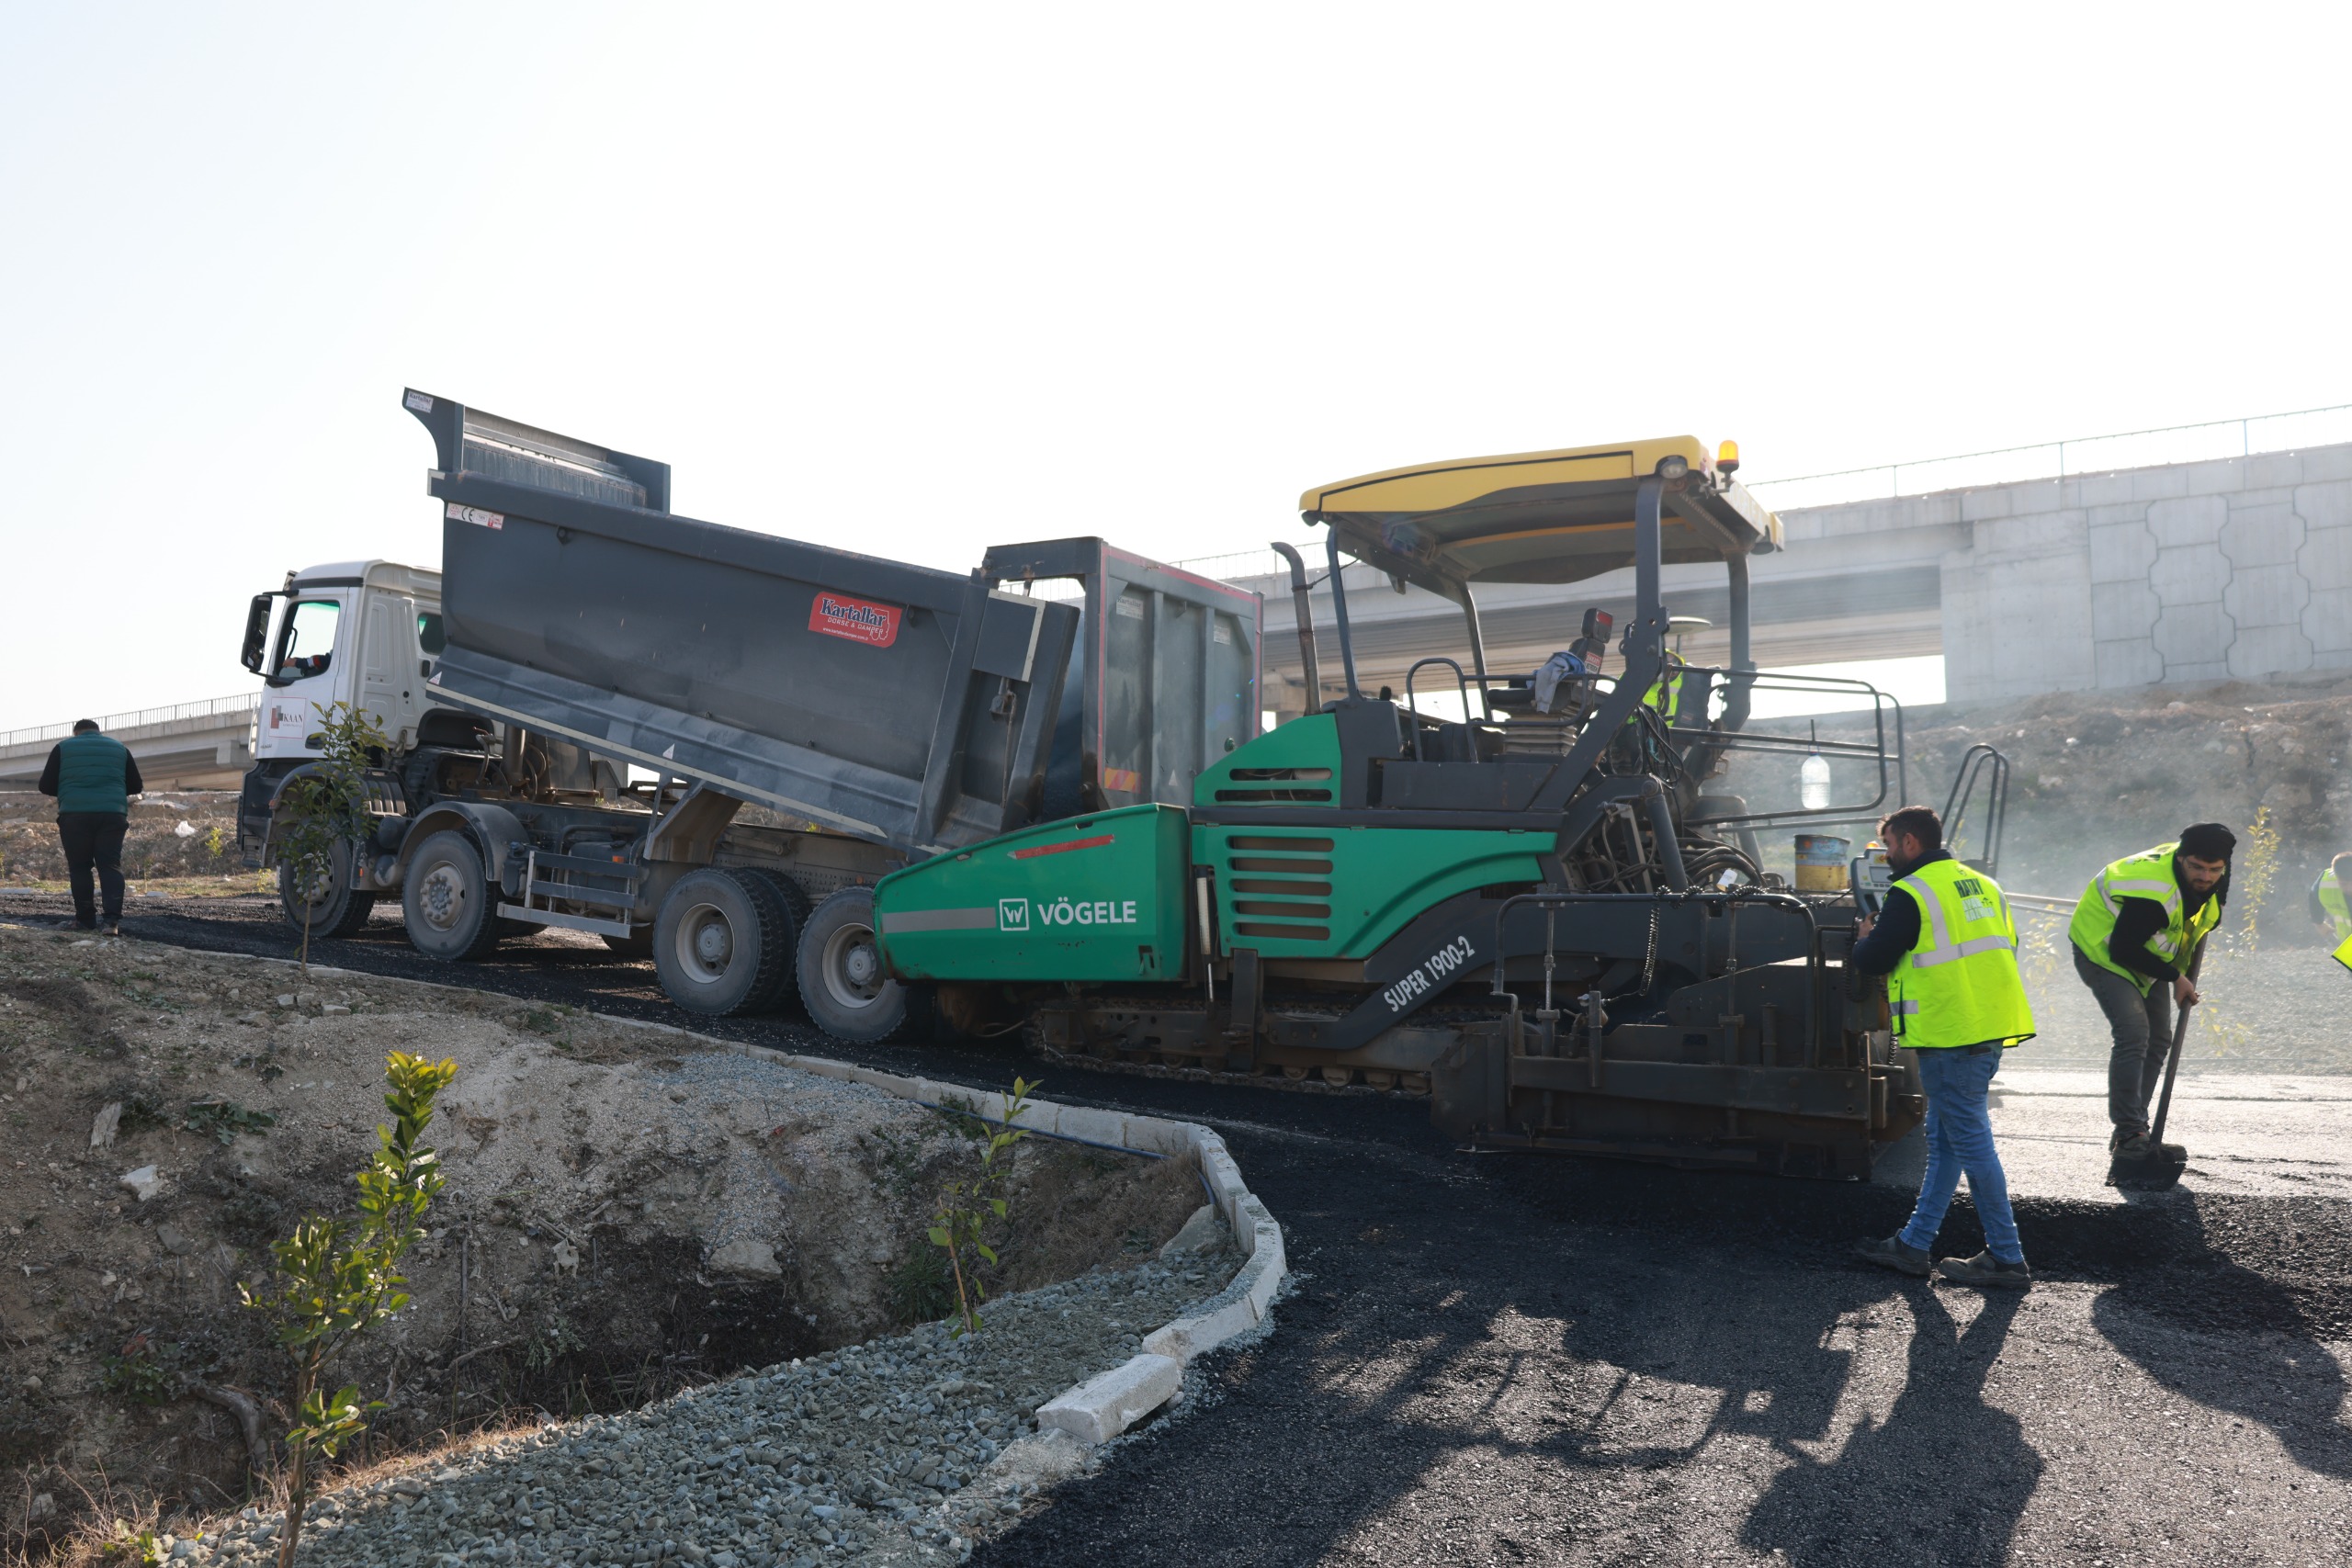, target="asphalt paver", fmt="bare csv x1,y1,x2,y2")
13,892,2349,1565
